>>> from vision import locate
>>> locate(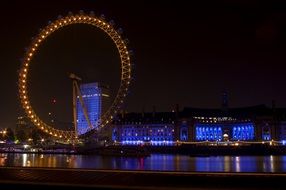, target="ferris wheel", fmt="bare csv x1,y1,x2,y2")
18,11,132,141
